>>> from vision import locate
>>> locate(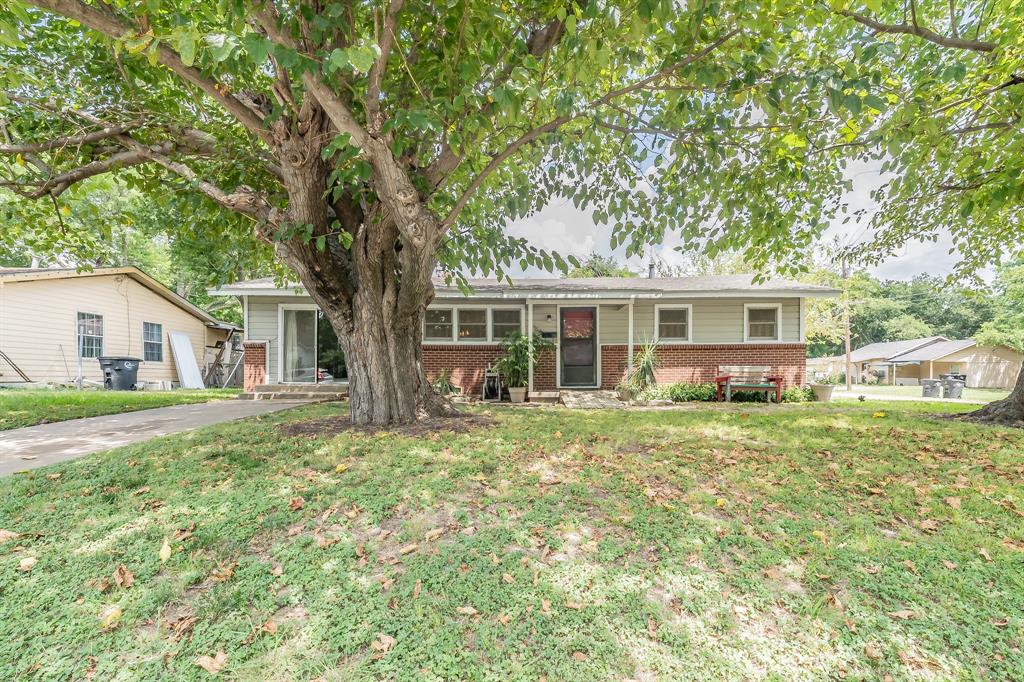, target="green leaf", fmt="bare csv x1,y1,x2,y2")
348,45,378,73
